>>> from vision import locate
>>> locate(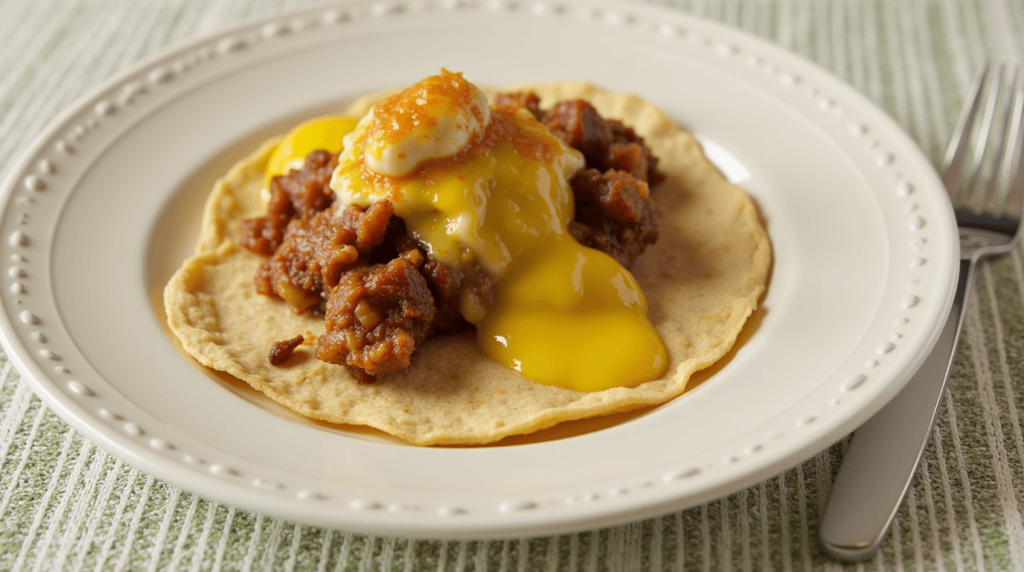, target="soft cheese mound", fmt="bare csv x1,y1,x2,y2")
163,81,772,446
